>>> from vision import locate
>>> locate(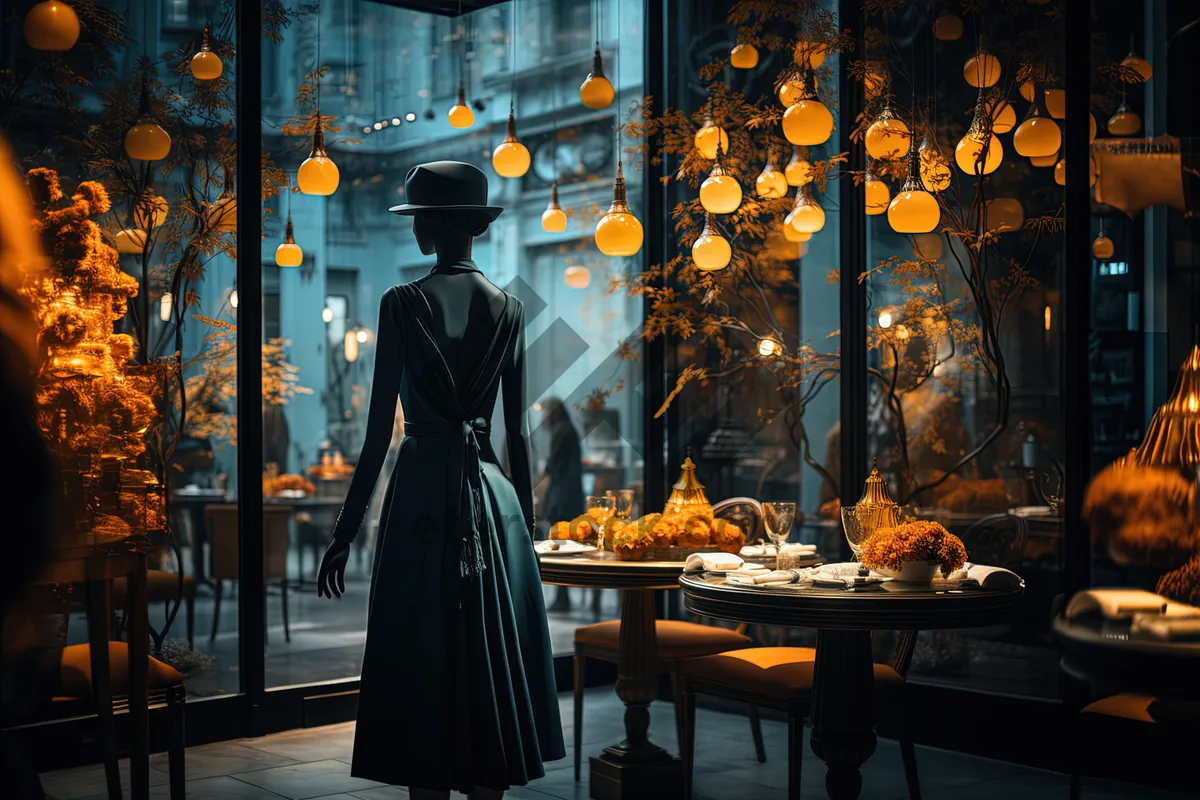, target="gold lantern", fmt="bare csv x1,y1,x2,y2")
730,43,758,69
663,451,714,521
24,0,80,51
190,28,224,81
865,105,911,161
1132,346,1200,476
699,144,742,215
541,182,568,232
125,84,172,162
692,213,732,272
853,459,901,539
694,111,730,160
